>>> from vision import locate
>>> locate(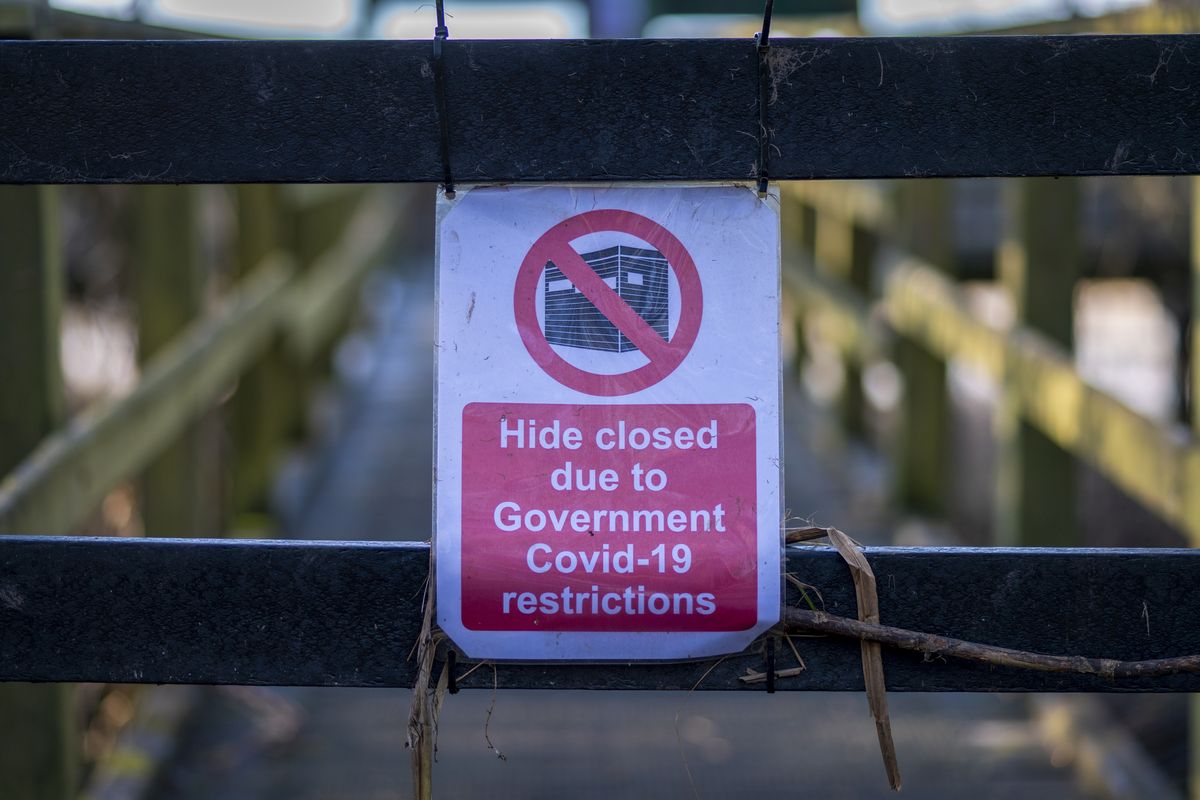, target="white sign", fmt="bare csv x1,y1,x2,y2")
860,0,1148,34
436,184,781,660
